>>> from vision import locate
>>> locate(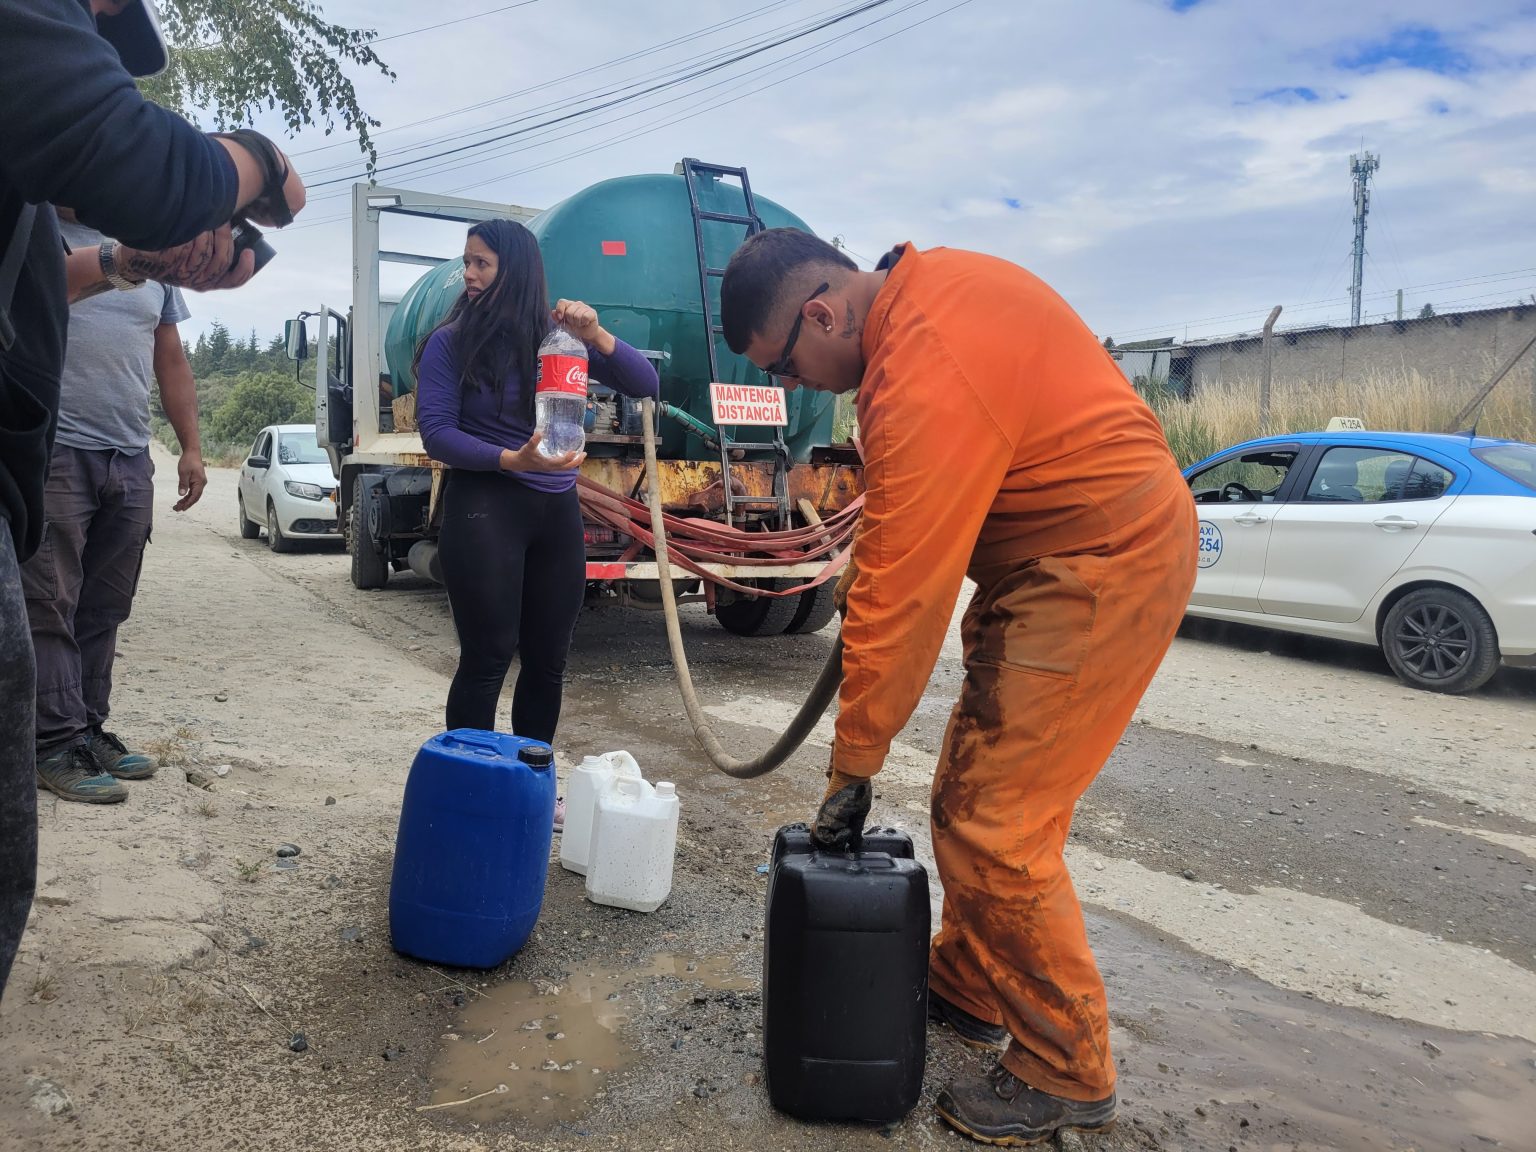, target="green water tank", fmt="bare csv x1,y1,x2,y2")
382,169,836,461
384,258,466,397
